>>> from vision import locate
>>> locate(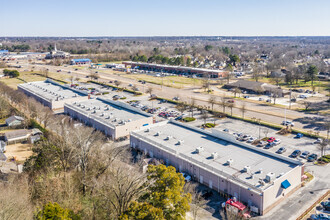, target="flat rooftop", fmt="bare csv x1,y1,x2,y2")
67,98,151,127
19,81,85,101
133,121,299,191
